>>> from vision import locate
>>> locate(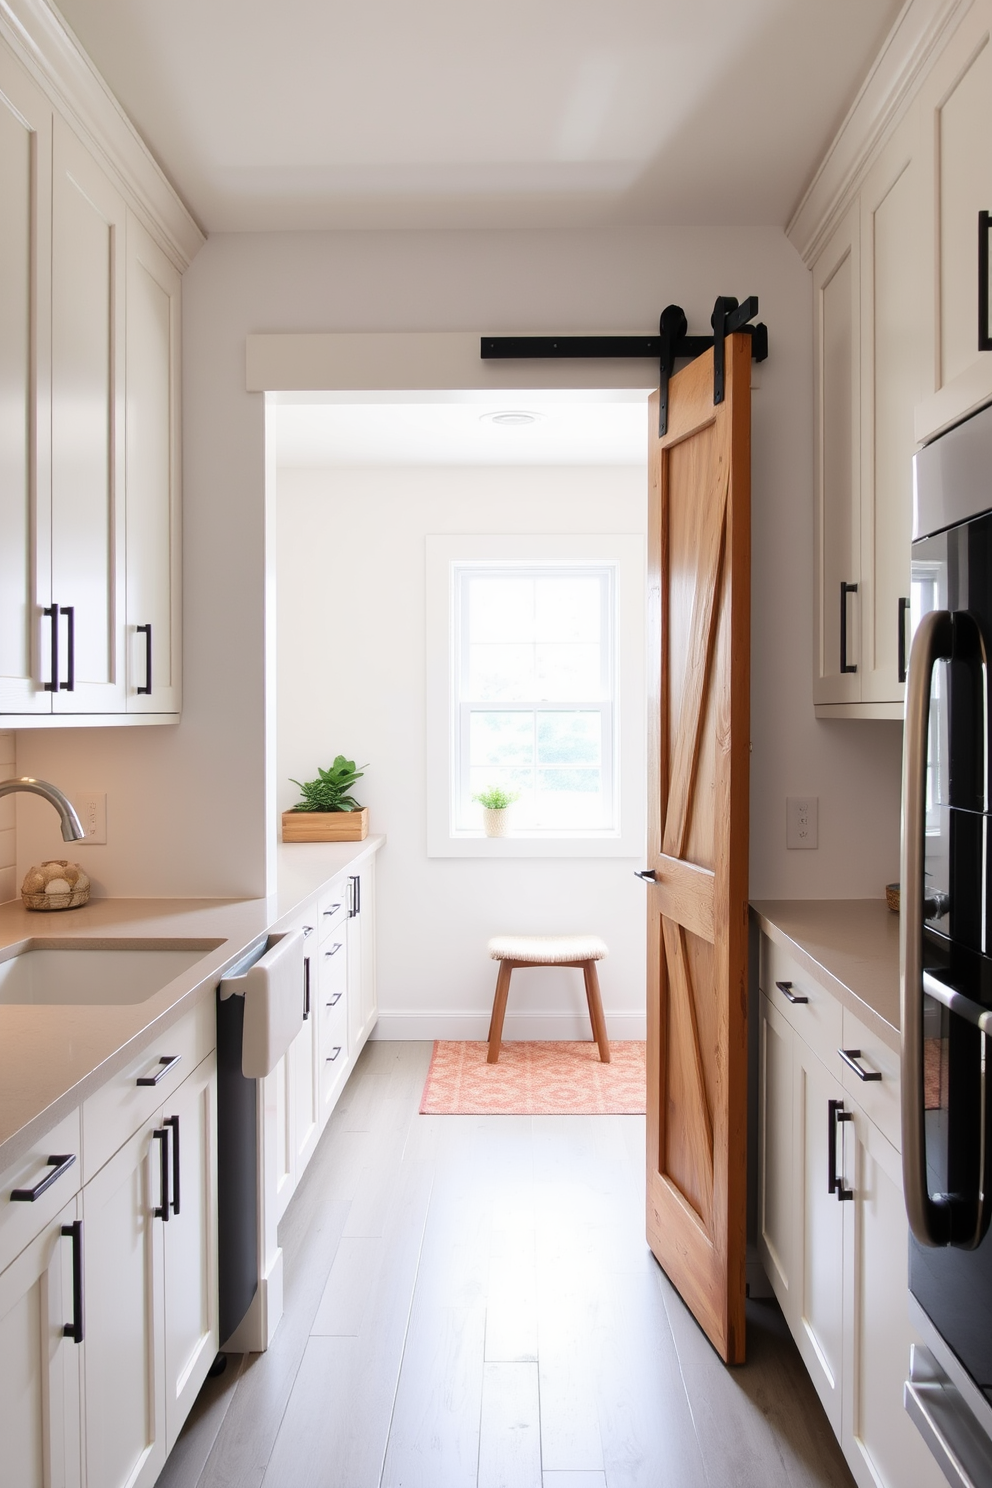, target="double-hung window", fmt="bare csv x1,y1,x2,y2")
453,564,615,834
